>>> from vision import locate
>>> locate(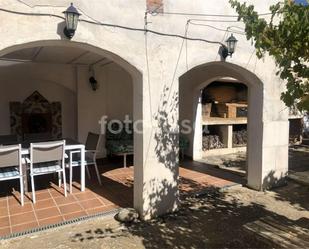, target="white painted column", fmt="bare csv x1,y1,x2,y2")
246,71,289,190
193,94,203,160
133,73,179,220
227,125,233,149
219,125,233,149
